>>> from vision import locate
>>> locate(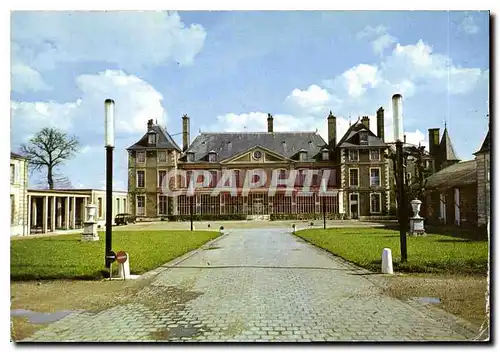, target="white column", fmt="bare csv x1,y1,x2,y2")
27,195,31,236
32,197,37,227
65,196,70,230
57,198,63,228
440,193,446,224
72,197,76,228
51,196,56,232
338,190,344,214
43,196,48,233
454,188,460,226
